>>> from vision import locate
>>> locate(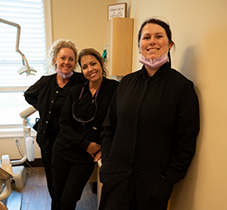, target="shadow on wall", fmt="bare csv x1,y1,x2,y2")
180,45,198,83
169,21,227,210
170,45,202,210
170,87,203,210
